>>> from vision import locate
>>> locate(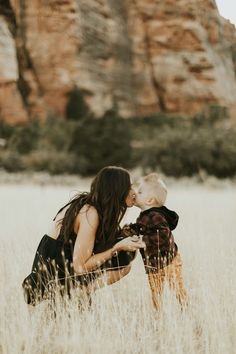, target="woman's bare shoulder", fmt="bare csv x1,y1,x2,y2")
80,204,98,216
76,204,99,229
